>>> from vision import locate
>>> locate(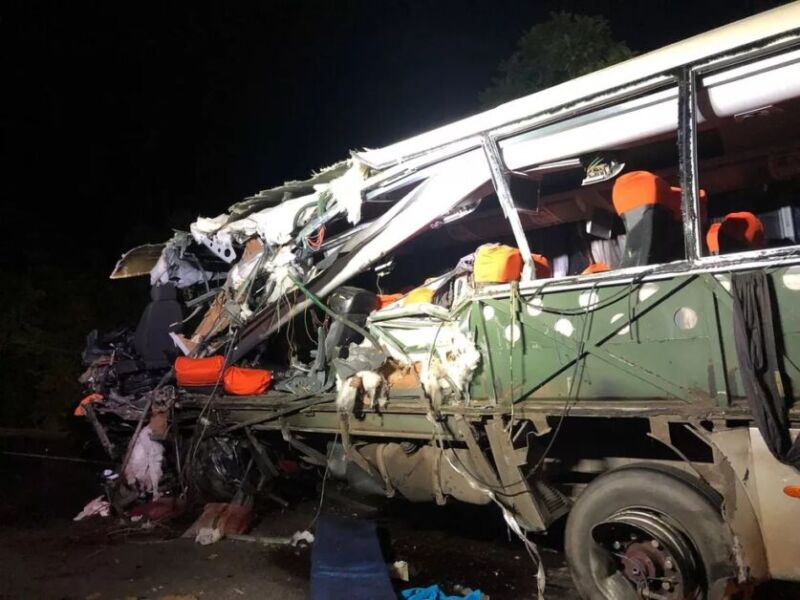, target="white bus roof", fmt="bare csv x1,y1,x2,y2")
356,1,800,171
